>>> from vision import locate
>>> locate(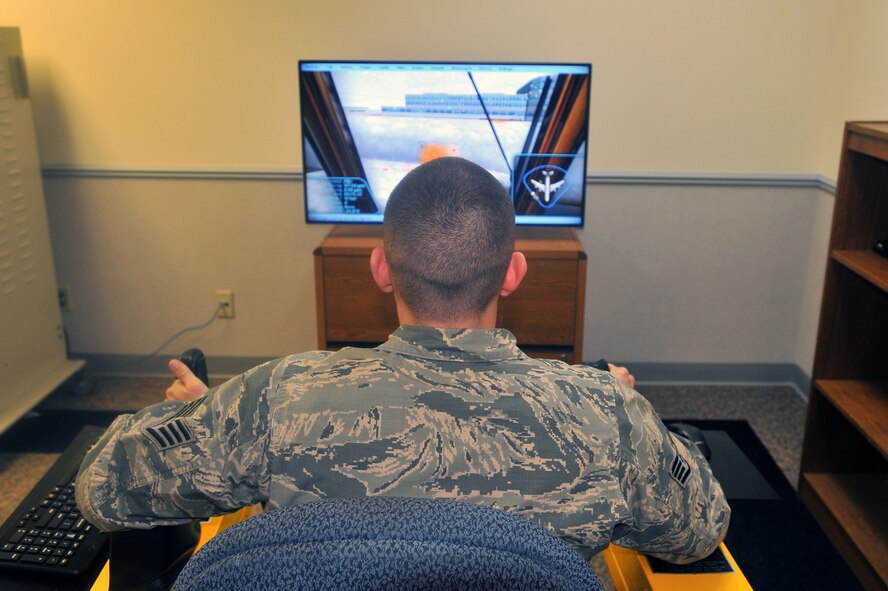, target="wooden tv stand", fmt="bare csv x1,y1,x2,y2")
314,225,586,363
